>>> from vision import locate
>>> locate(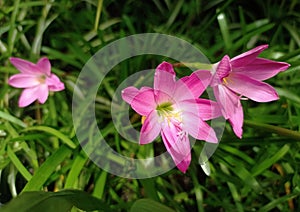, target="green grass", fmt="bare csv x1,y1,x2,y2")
1,0,300,211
